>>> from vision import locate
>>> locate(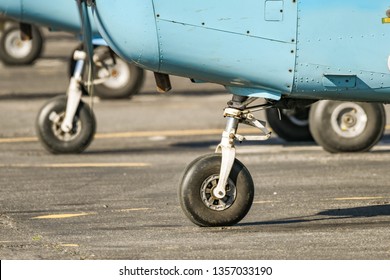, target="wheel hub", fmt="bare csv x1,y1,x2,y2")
97,59,130,89
200,174,237,211
5,30,33,59
330,103,368,138
49,111,82,141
